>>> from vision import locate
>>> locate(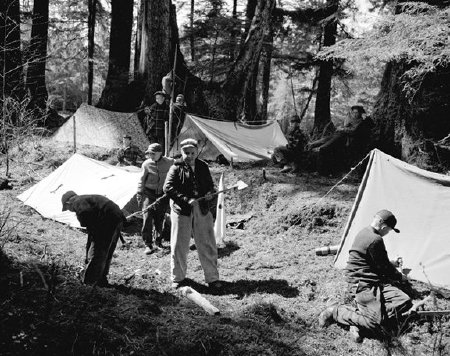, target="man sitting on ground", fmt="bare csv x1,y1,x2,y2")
272,115,307,173
117,135,145,167
307,105,372,174
319,209,412,343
